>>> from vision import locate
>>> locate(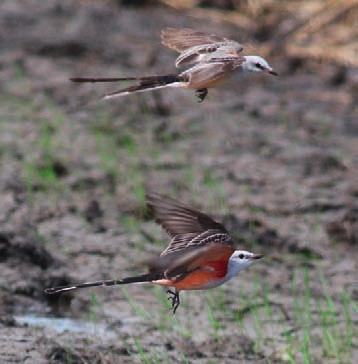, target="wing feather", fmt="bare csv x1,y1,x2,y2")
146,193,236,282
162,229,231,256
146,192,227,237
161,28,244,68
161,28,229,52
